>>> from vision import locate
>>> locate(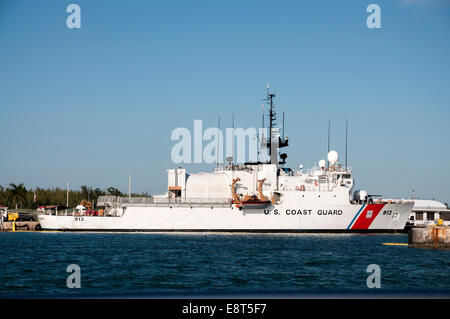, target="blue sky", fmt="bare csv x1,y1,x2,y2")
0,0,449,203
